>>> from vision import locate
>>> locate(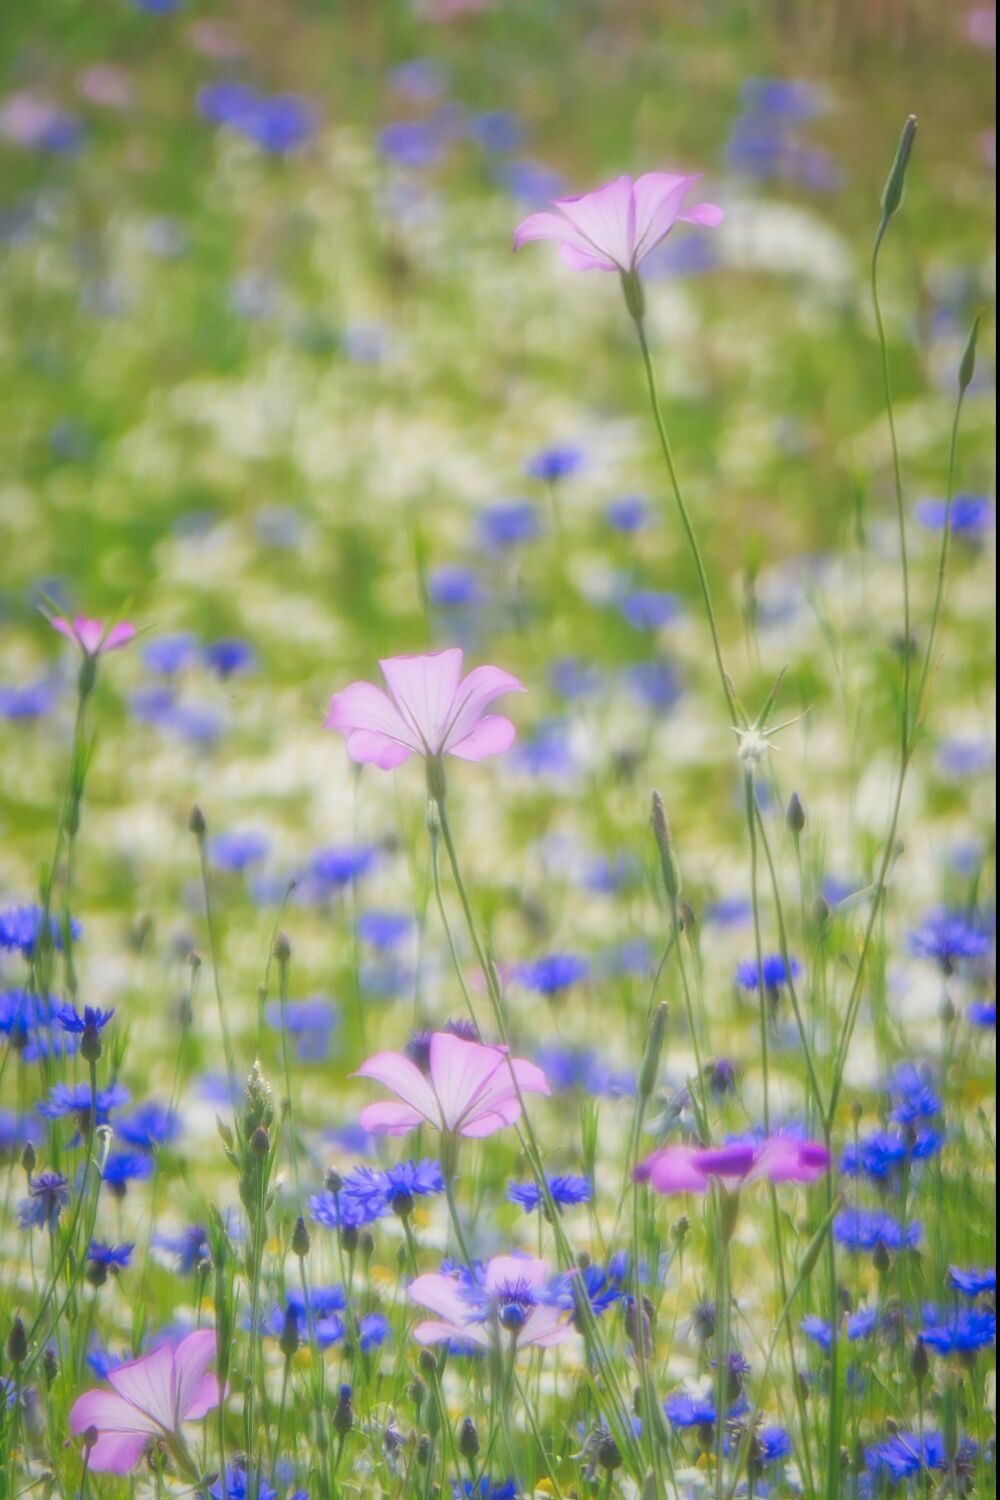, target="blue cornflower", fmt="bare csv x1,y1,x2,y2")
202,638,256,678
735,954,800,991
0,1110,32,1154
0,681,56,720
338,1161,445,1220
706,896,752,927
454,1482,518,1500
198,85,315,154
547,1254,630,1326
507,1174,592,1214
152,1224,209,1274
264,997,338,1061
887,1063,942,1124
908,909,991,969
756,1426,792,1465
516,954,590,997
56,1003,115,1036
548,657,601,699
0,905,81,957
209,1466,277,1500
801,1306,878,1352
534,1044,633,1097
949,1266,996,1297
210,831,271,872
102,1152,155,1197
87,1242,133,1270
525,445,583,483
605,495,651,532
428,566,482,608
387,58,448,103
920,1307,996,1357
115,1101,181,1151
840,1128,943,1181
17,1171,69,1232
510,721,575,778
935,736,995,776
39,1081,130,1126
358,911,411,951
968,998,996,1027
378,119,445,169
664,1389,746,1429
1,988,56,1039
476,500,541,549
834,1209,921,1253
309,1189,380,1231
742,76,823,120
308,844,379,889
470,110,520,153
624,660,683,713
582,855,639,895
914,494,994,535
142,633,197,674
617,590,680,631
865,1432,954,1483
494,158,564,205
